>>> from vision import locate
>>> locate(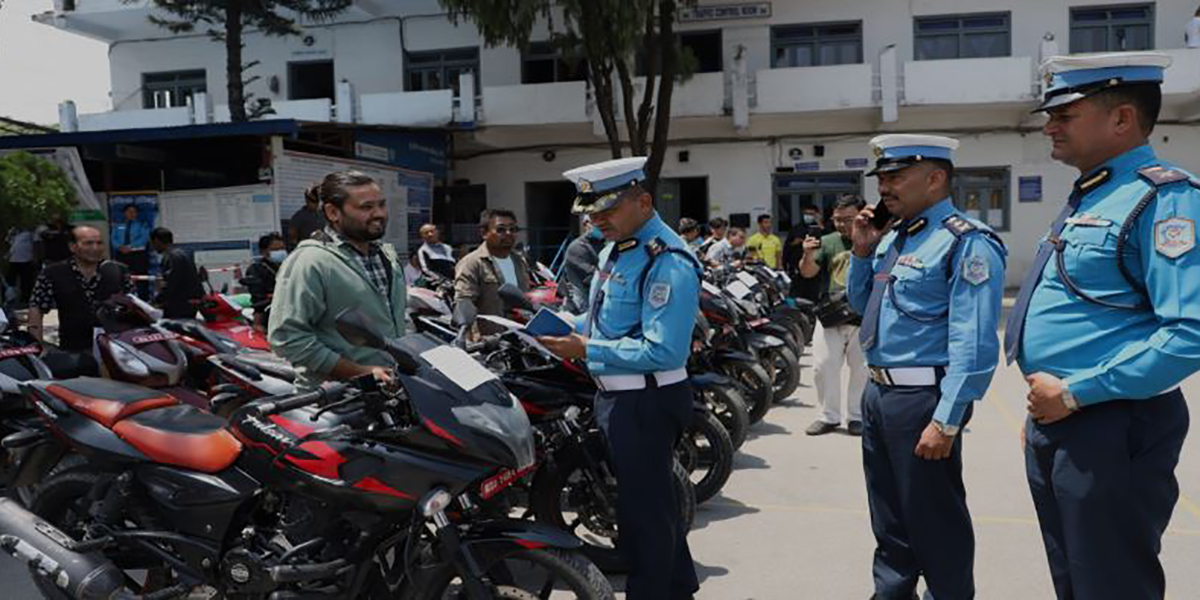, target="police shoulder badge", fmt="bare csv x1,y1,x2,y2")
962,255,989,285
1154,217,1195,259
648,282,671,308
